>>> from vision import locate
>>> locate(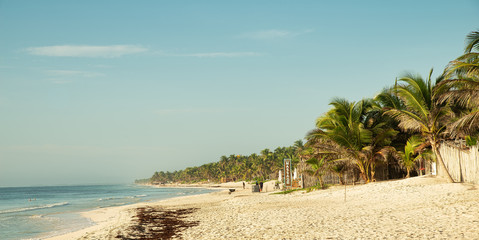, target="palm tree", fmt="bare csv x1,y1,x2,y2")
293,140,305,157
330,161,347,184
397,135,423,178
260,148,271,159
437,30,479,139
306,98,372,182
362,104,399,181
307,98,397,182
374,86,414,179
305,157,329,188
385,69,455,182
